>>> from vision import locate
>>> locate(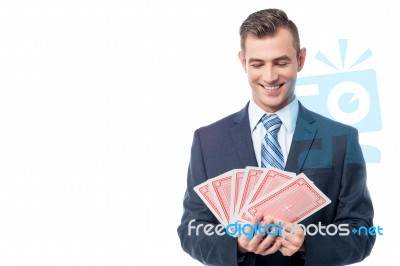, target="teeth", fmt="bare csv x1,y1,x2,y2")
263,85,280,90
